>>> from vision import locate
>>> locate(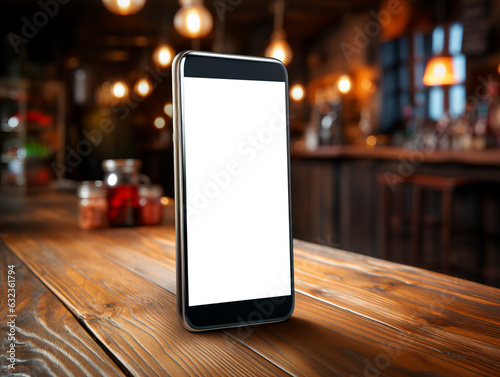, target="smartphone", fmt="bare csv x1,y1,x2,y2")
172,51,294,331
